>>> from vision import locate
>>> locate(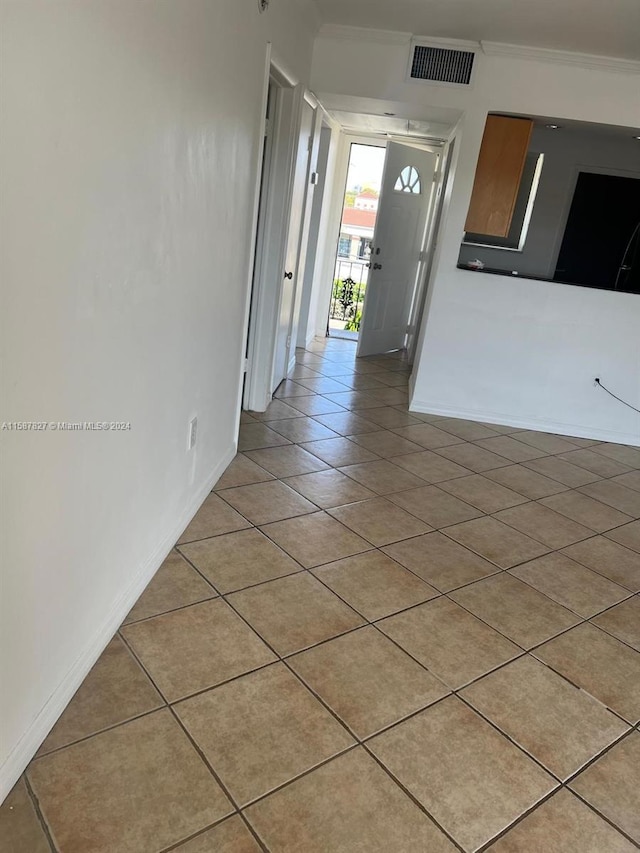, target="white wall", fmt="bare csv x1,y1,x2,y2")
0,0,317,799
312,32,640,444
